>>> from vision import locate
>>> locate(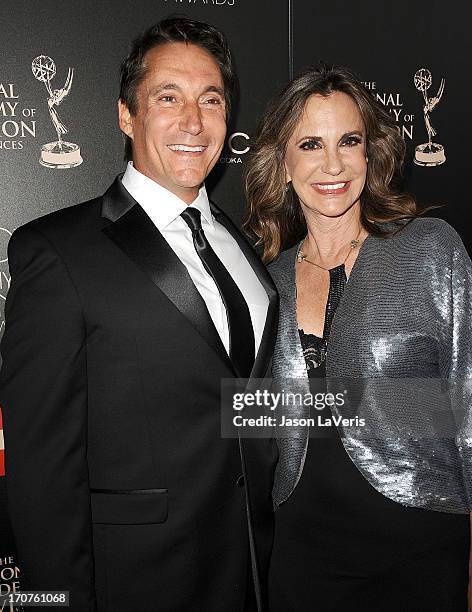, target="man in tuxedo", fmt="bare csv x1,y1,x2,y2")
0,17,278,611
